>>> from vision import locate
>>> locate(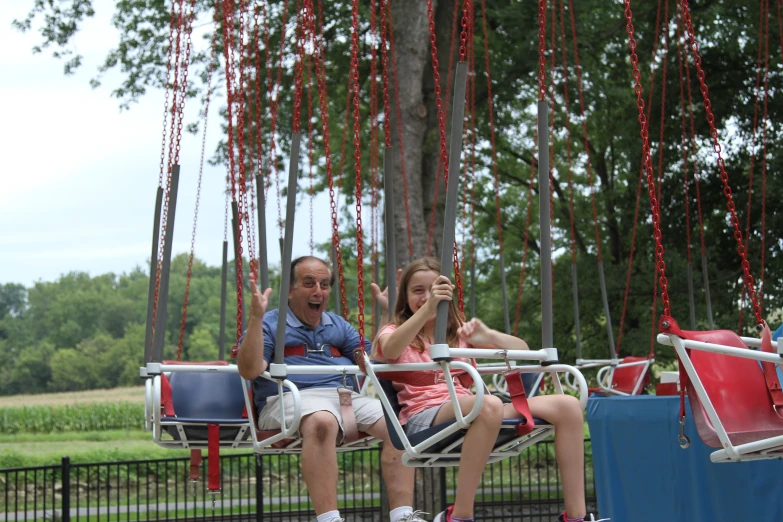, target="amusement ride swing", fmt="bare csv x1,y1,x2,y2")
624,0,783,463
